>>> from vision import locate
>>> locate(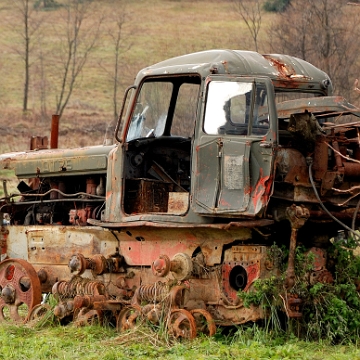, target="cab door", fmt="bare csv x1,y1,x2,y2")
192,76,277,216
